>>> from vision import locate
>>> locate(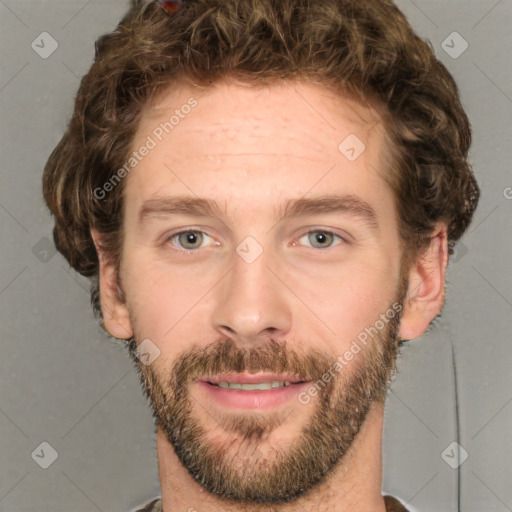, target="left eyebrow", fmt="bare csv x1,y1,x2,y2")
279,194,379,232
